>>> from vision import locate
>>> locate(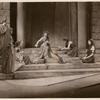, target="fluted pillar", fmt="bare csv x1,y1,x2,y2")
17,3,25,47
78,3,87,49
